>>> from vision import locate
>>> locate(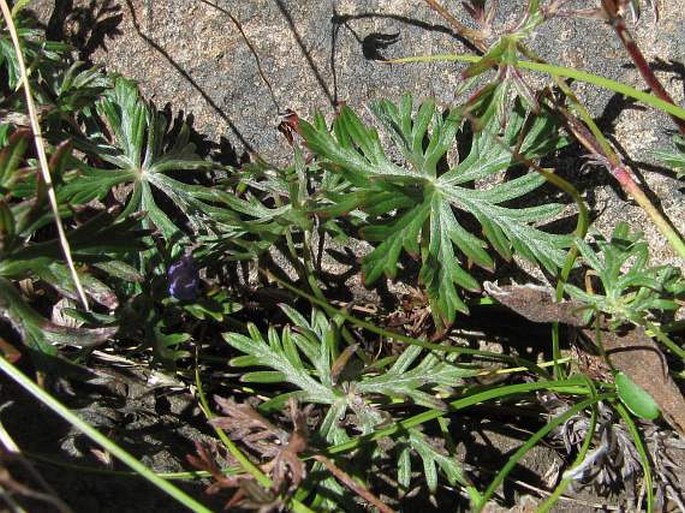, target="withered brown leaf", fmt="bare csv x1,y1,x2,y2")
210,396,309,495
484,281,685,437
